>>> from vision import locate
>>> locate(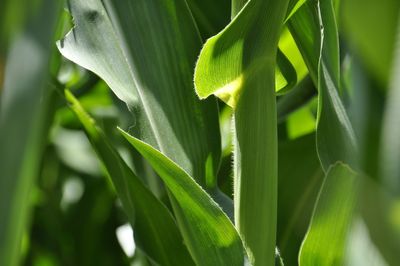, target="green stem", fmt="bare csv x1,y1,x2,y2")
234,66,277,265
231,0,289,264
